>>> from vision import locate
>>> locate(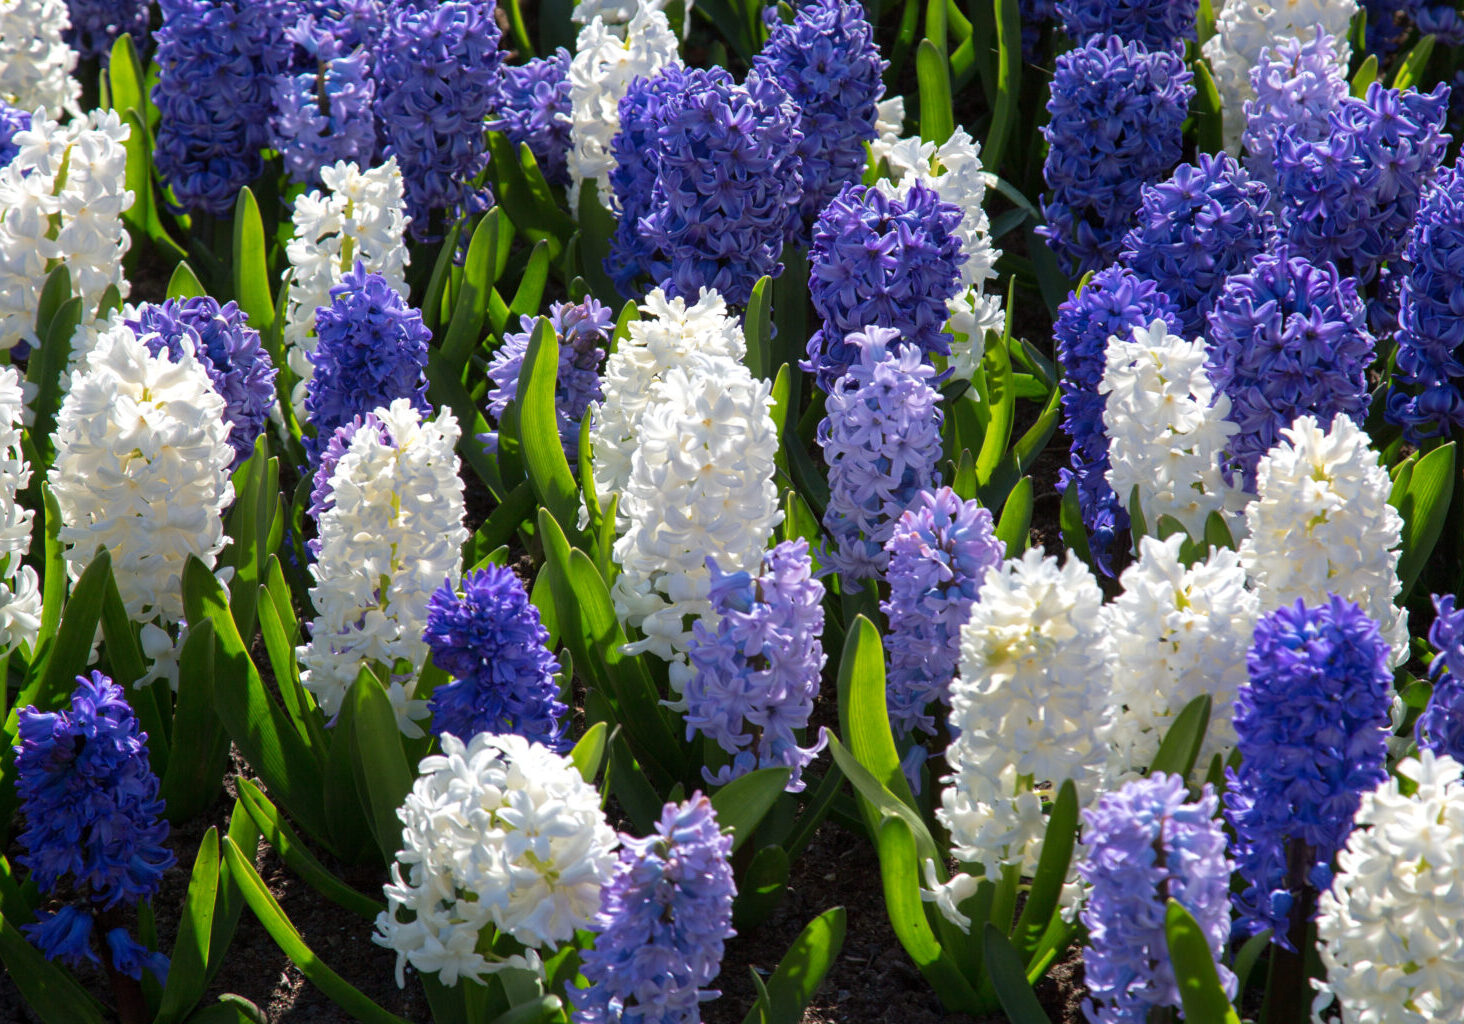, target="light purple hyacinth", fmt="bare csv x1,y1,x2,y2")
1242,28,1348,188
